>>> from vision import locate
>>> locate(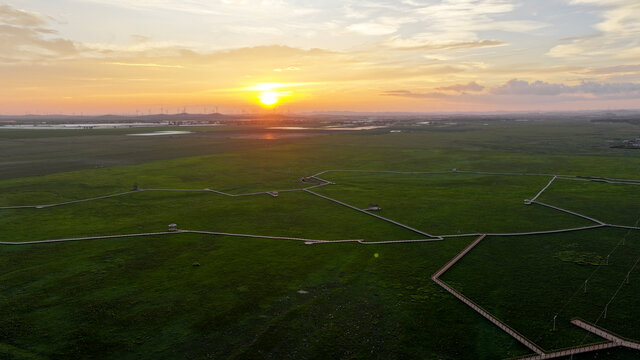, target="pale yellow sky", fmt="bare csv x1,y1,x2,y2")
1,1,640,114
